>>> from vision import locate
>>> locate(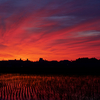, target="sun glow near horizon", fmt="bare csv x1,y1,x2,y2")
0,0,100,61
